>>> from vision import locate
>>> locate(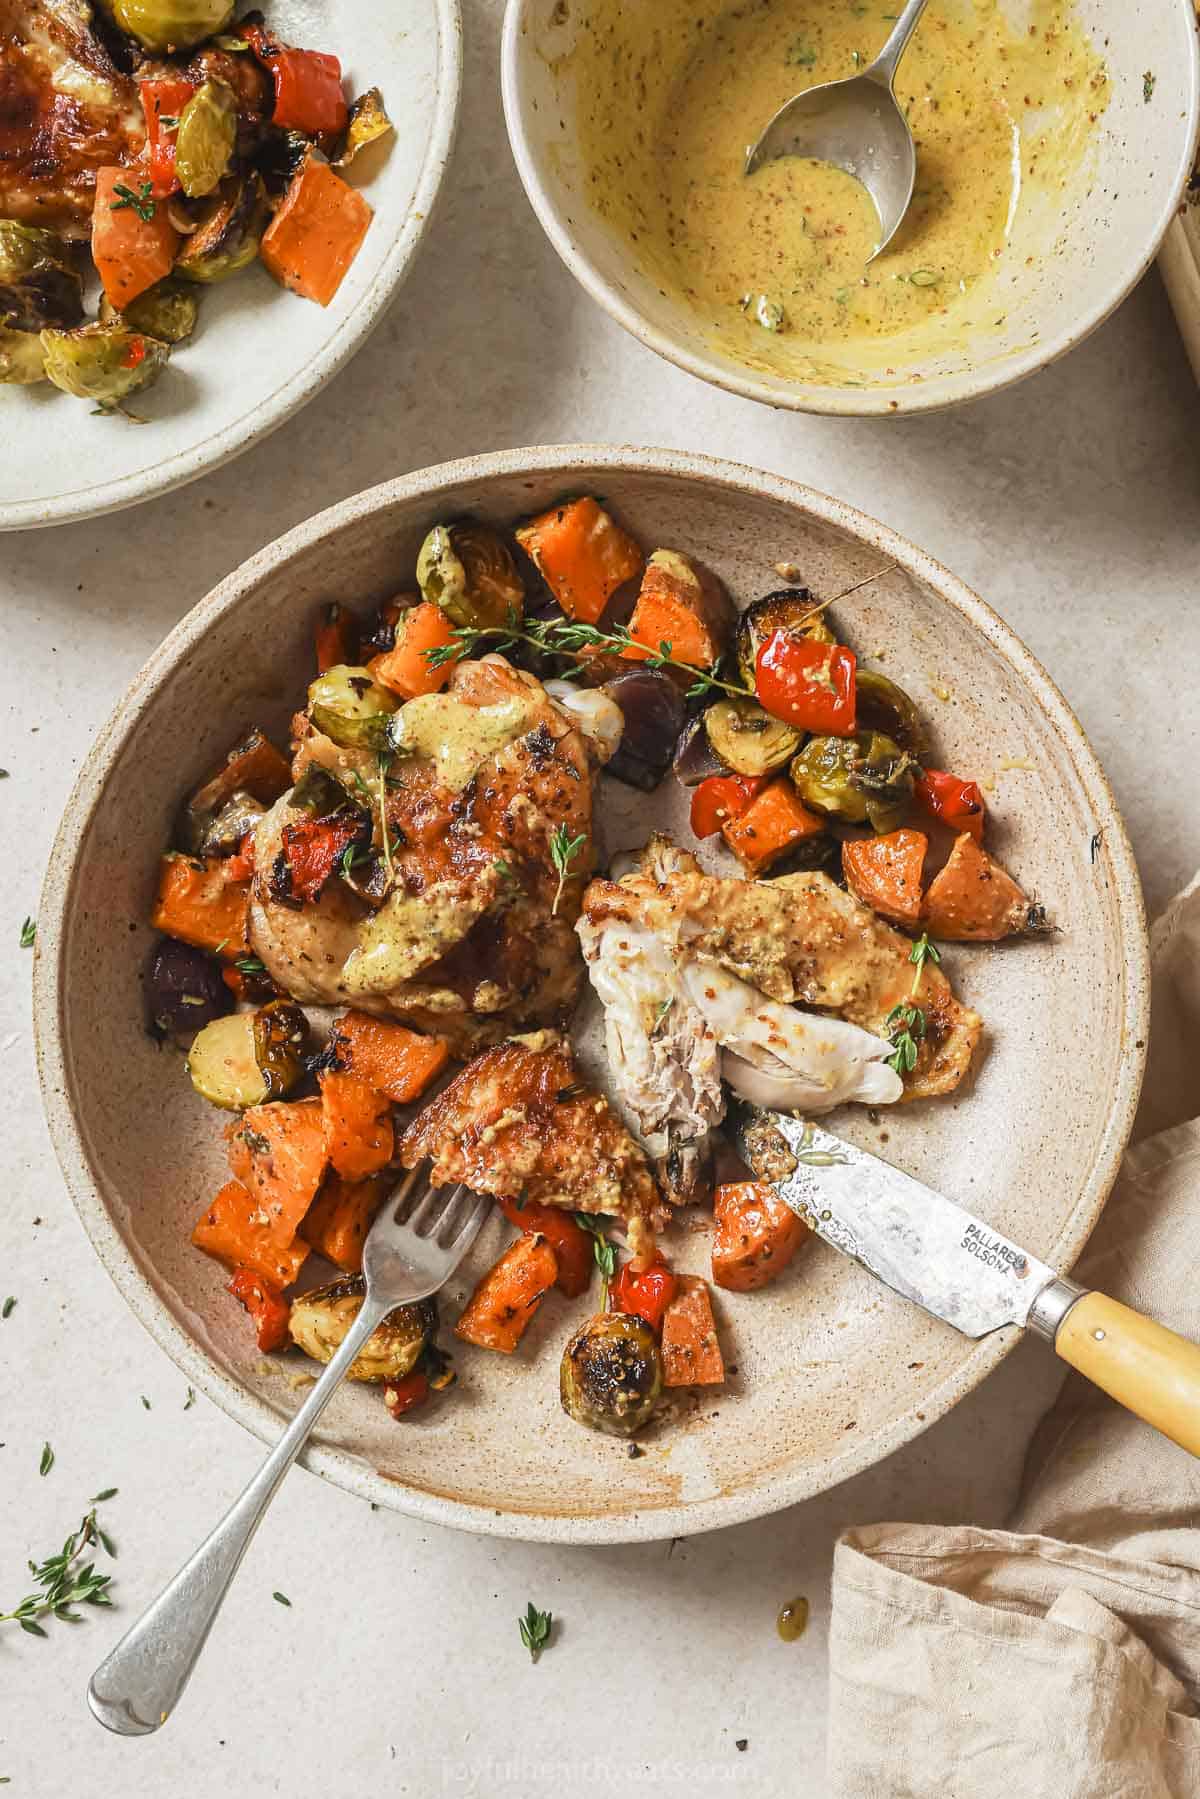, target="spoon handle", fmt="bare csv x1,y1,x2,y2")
86,1293,390,1737
869,0,929,87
